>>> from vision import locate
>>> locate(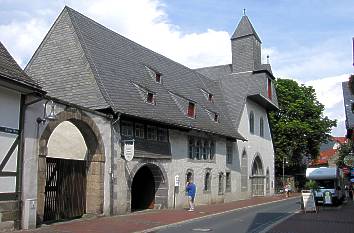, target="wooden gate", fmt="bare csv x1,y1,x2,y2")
43,157,86,222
